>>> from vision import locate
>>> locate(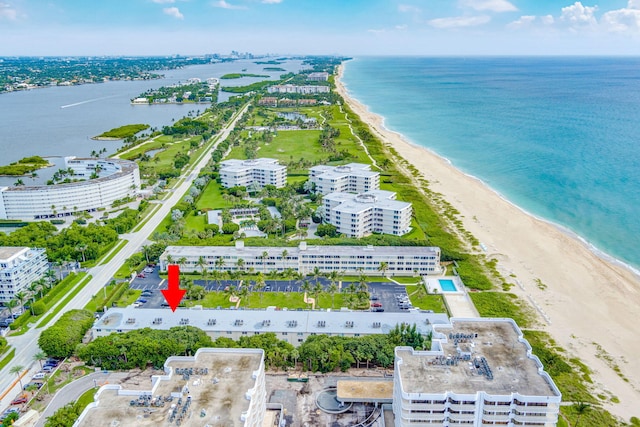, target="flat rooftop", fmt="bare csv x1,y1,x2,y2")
77,349,263,427
336,380,393,403
0,246,27,260
94,307,449,338
396,319,561,397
